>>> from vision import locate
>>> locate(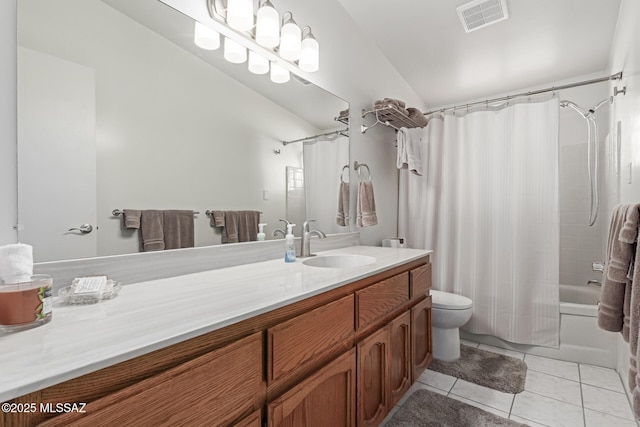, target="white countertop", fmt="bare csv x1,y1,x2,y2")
0,246,430,402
